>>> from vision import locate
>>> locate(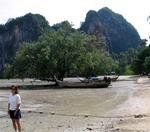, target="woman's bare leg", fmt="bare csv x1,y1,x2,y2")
12,119,17,131
16,119,21,132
